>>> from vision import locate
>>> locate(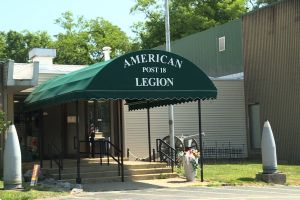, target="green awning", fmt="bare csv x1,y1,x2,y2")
25,49,217,110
